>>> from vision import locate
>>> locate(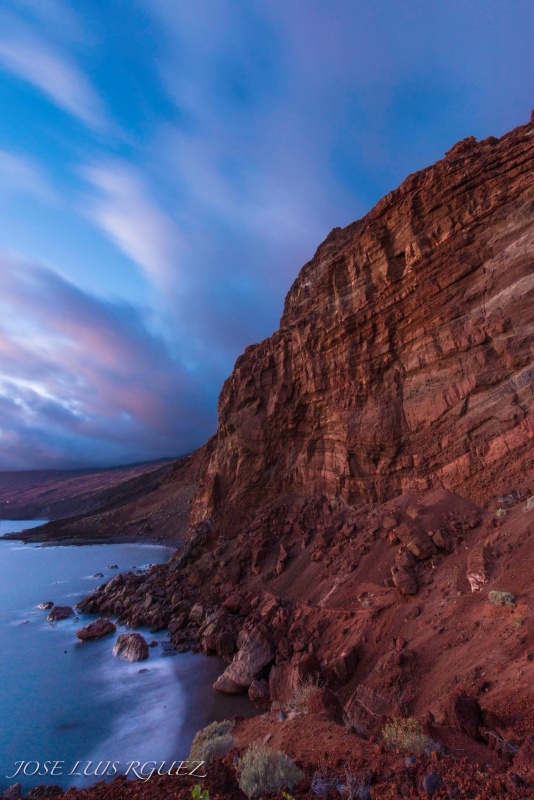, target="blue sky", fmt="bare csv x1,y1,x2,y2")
0,0,532,469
